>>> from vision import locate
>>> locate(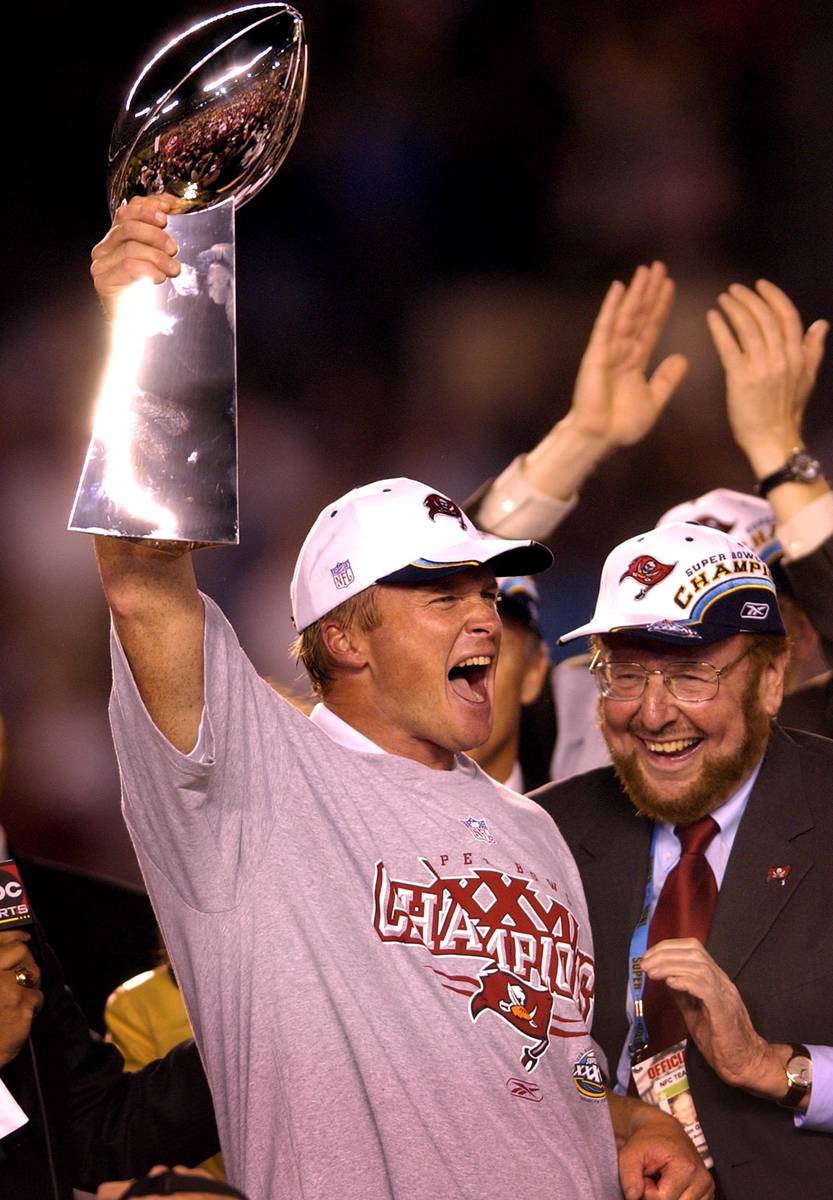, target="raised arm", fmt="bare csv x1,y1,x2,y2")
707,280,833,658
90,196,205,753
474,261,688,538
706,278,829,526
